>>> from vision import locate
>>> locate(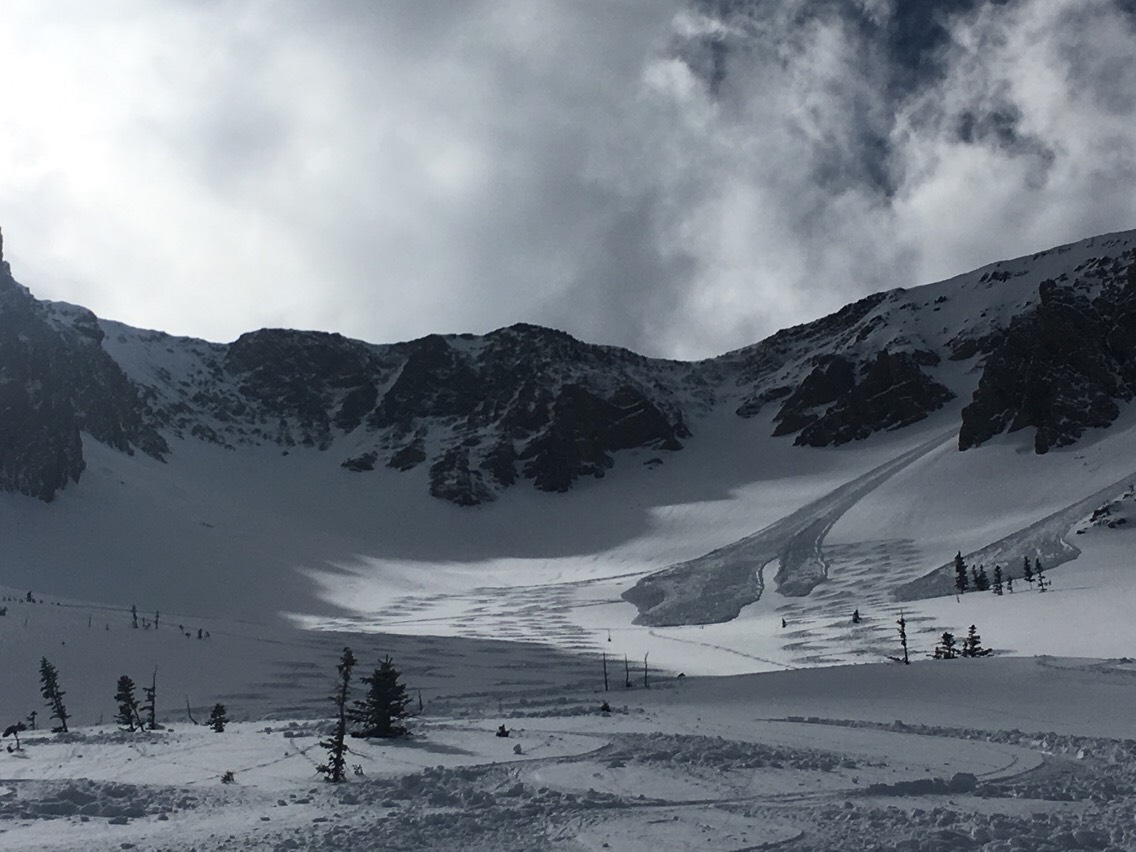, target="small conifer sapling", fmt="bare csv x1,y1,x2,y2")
933,632,958,660
961,624,992,657
208,703,229,733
